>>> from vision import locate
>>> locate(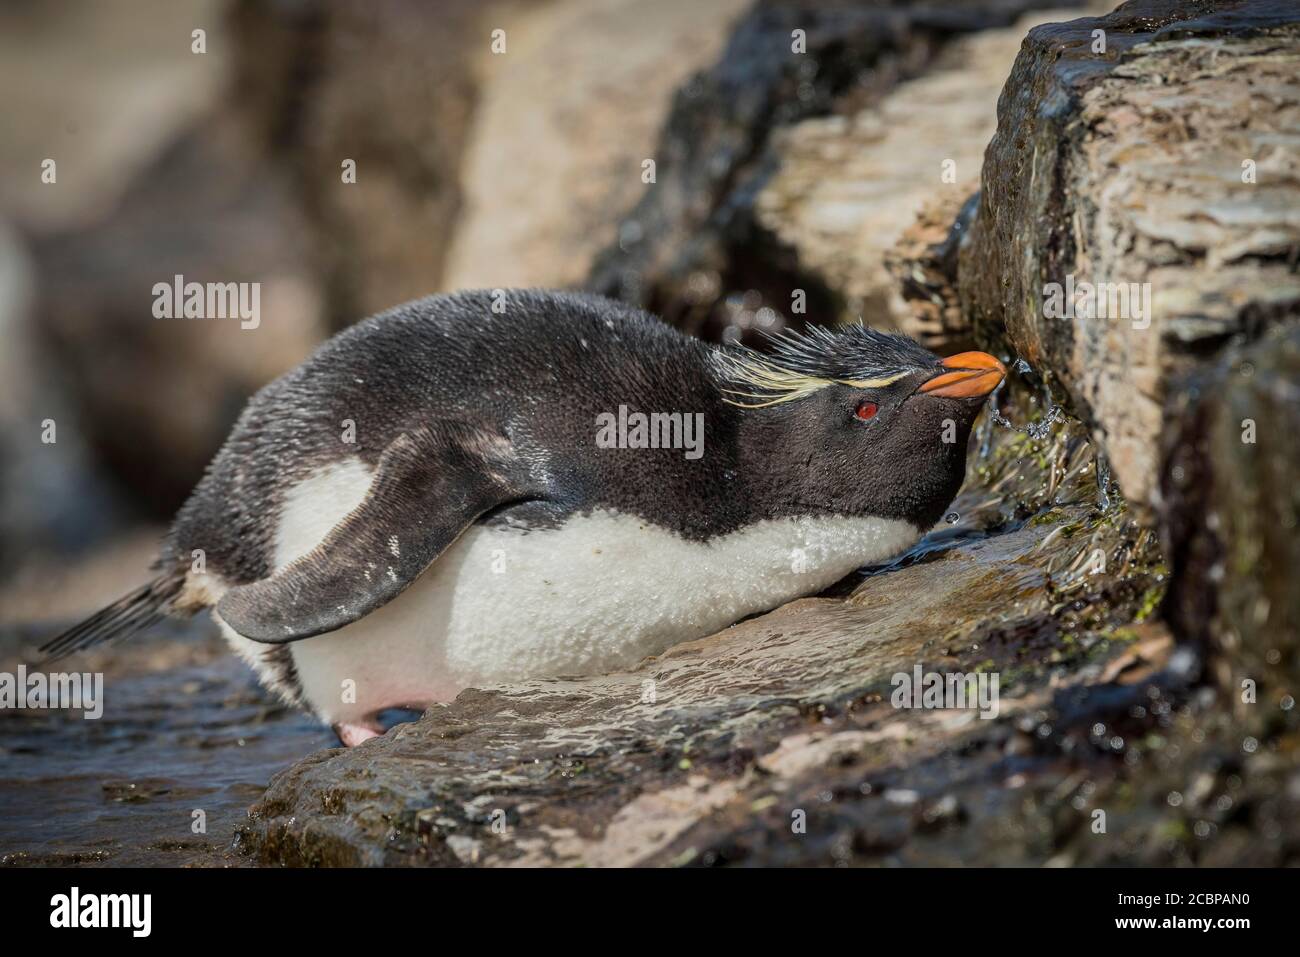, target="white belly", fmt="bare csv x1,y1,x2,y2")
277,510,916,724
209,462,919,725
